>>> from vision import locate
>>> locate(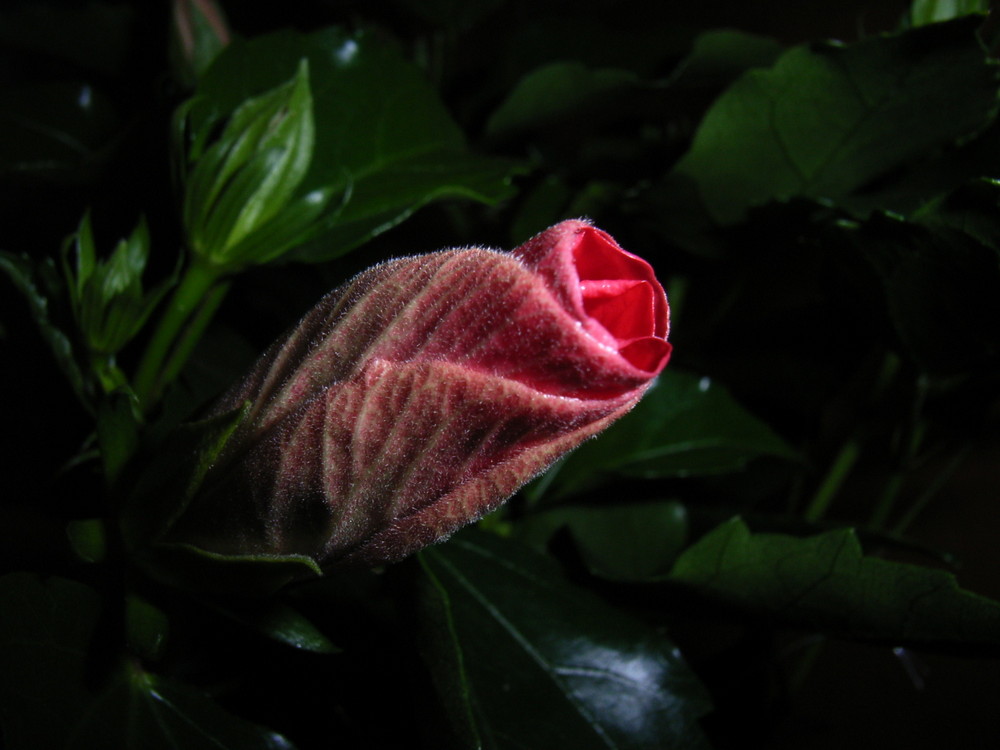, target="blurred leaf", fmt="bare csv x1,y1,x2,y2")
670,29,785,91
910,0,988,26
190,27,518,264
125,595,170,662
68,663,296,750
418,530,712,749
669,517,1000,647
673,16,999,224
485,61,641,140
0,251,90,408
0,82,119,182
846,212,1000,376
0,573,102,750
539,369,798,501
66,518,108,563
509,174,574,241
518,501,689,581
913,177,1000,251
